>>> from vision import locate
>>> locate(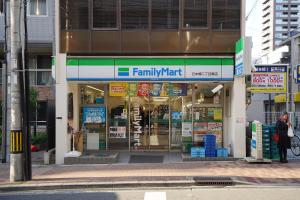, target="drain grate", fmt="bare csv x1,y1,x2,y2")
193,176,234,186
